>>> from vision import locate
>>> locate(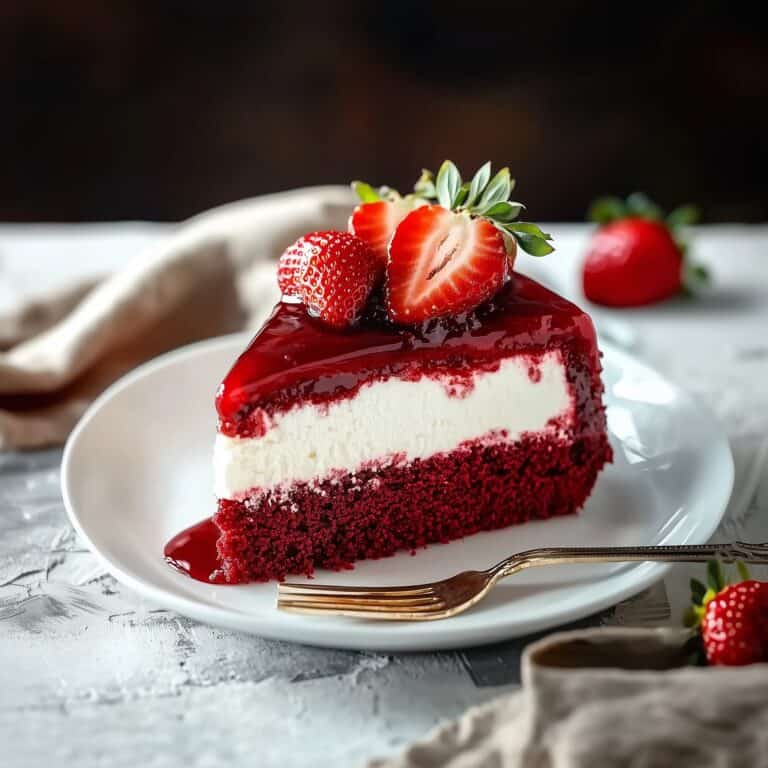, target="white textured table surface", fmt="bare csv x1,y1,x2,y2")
2,223,767,768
